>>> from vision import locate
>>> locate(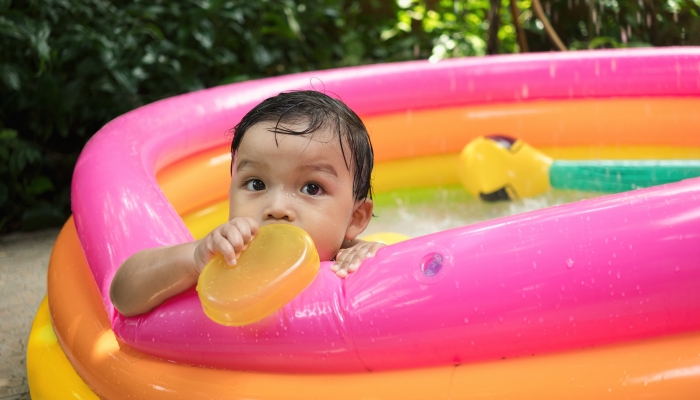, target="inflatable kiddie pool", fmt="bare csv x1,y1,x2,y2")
28,48,700,398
